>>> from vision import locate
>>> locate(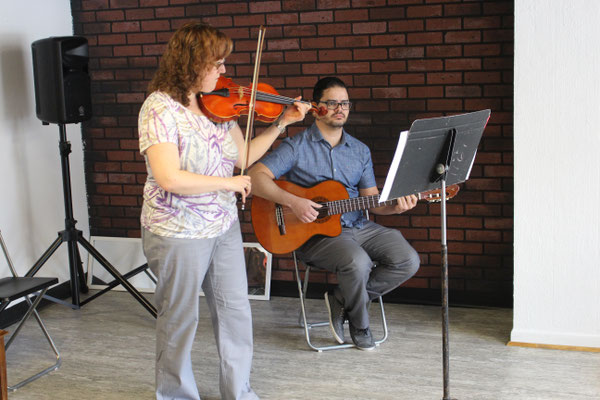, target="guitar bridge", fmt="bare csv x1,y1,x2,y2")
275,204,286,235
